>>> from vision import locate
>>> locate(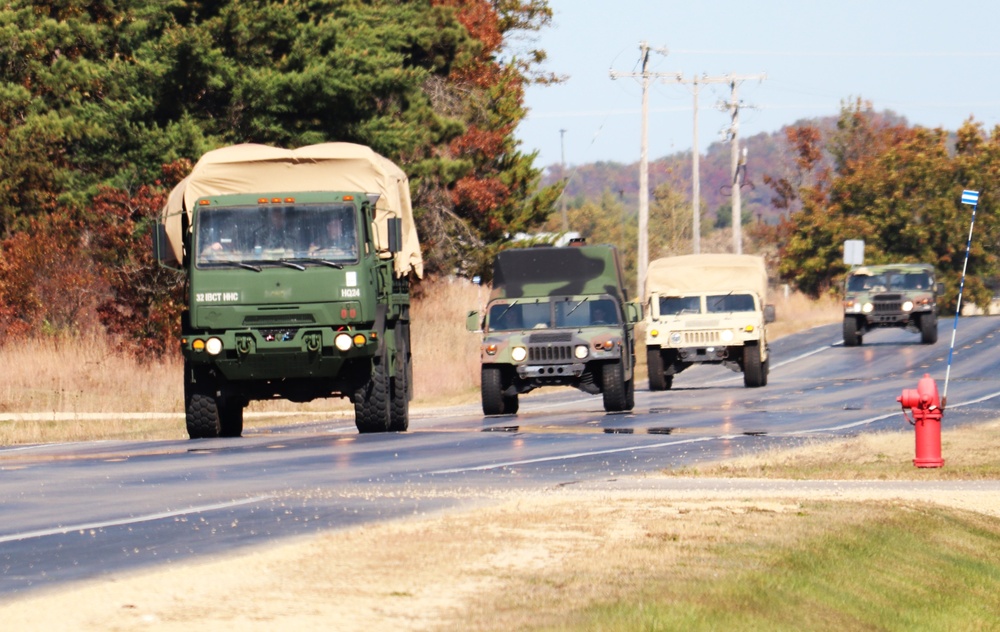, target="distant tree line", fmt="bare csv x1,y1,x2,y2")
545,100,1000,311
